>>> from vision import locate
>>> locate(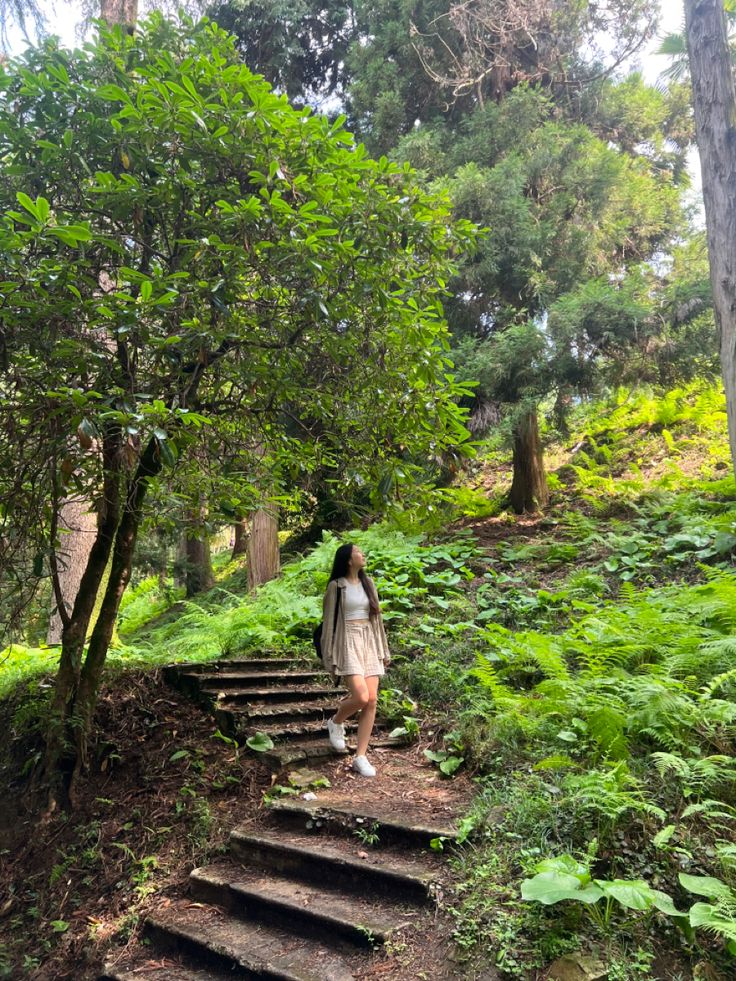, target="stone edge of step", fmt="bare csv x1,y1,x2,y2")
266,798,458,845
189,864,394,946
229,828,435,900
